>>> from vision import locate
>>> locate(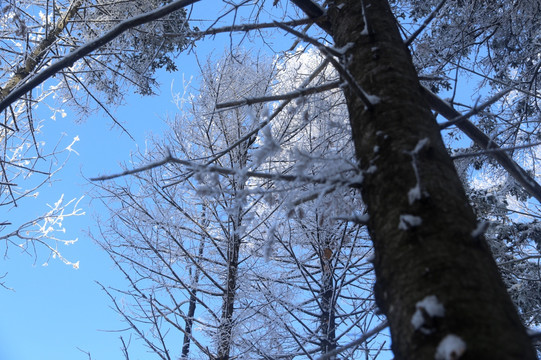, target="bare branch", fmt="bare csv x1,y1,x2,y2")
405,0,447,46
422,85,541,203
215,80,340,109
